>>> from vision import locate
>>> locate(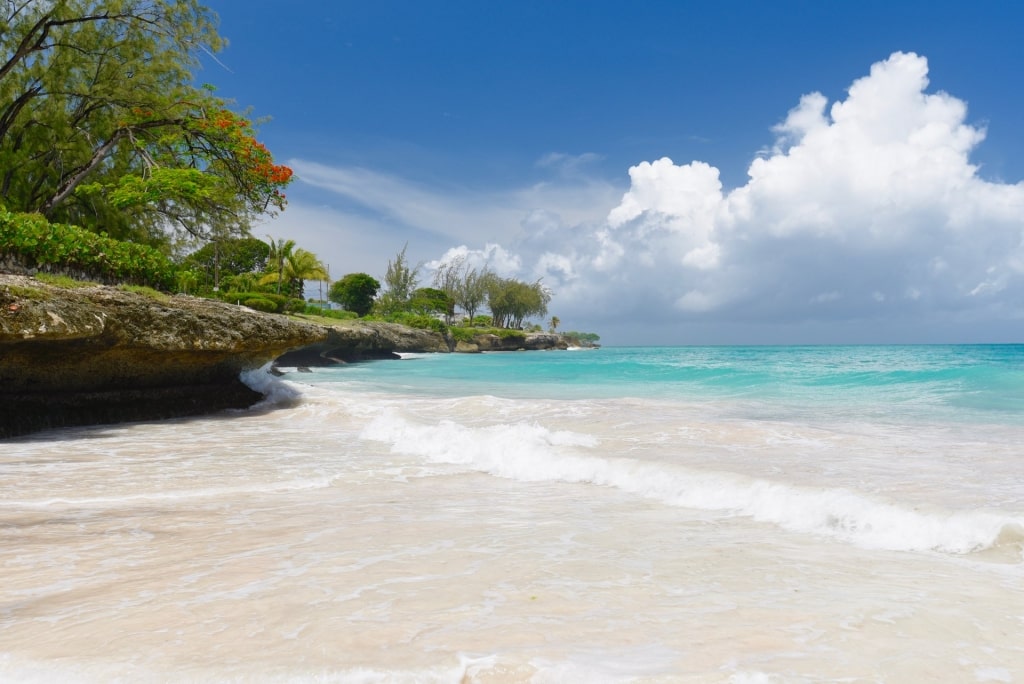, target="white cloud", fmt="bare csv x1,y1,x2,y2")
426,243,522,277
272,52,1024,342
519,52,1024,340
264,161,620,286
